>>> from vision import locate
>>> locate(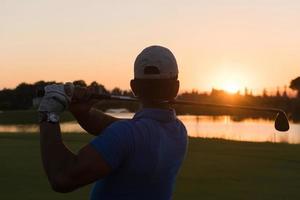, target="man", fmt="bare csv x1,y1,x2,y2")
38,45,188,200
